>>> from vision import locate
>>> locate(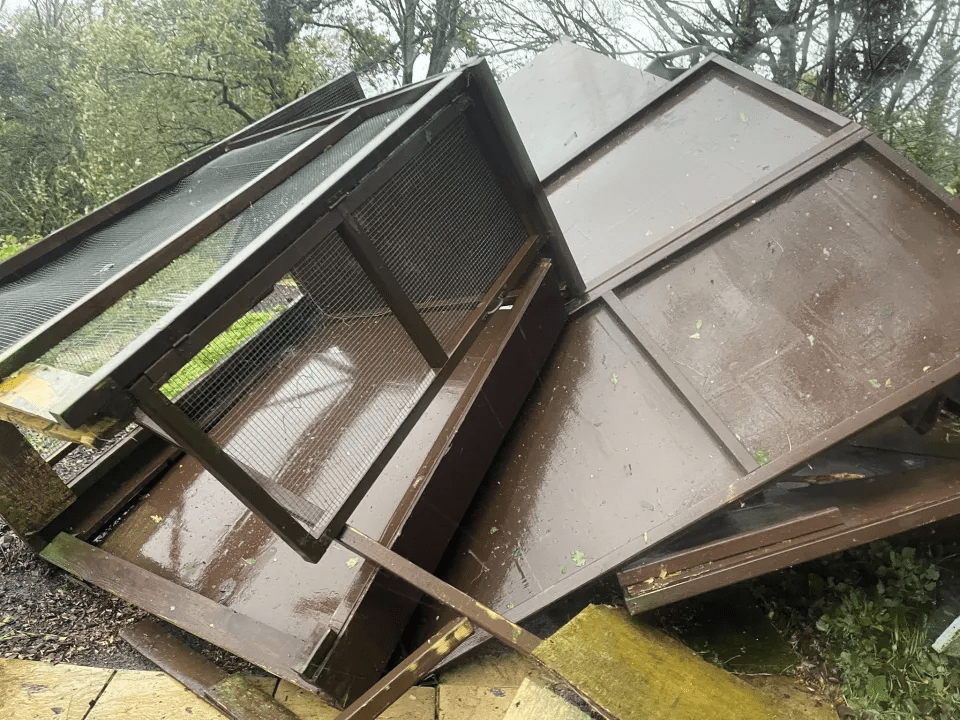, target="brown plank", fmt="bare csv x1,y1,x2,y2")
624,464,960,613
120,618,227,697
40,533,311,680
0,421,75,540
337,526,541,655
334,618,472,720
616,507,843,587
